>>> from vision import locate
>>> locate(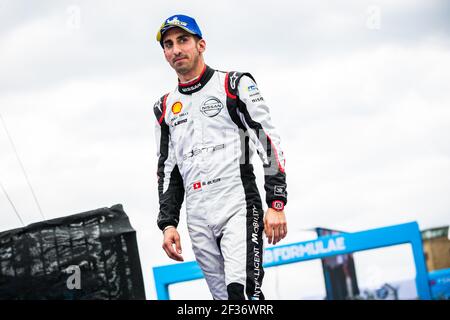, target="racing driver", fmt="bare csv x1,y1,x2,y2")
153,14,288,300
